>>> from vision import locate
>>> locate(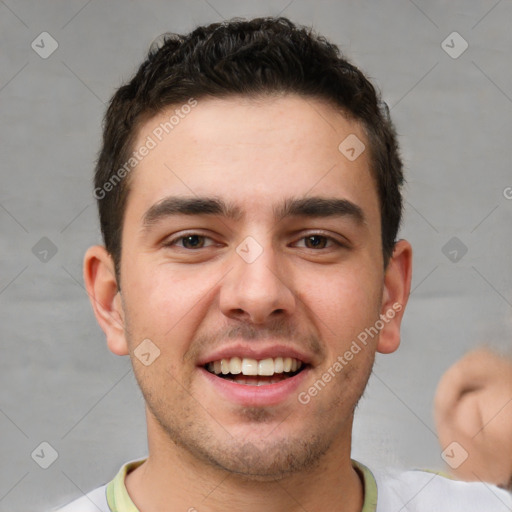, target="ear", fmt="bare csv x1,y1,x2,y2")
376,239,412,354
83,245,129,356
